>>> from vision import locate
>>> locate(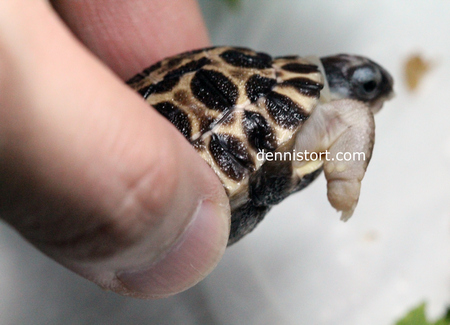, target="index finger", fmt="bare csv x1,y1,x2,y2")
50,0,210,79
